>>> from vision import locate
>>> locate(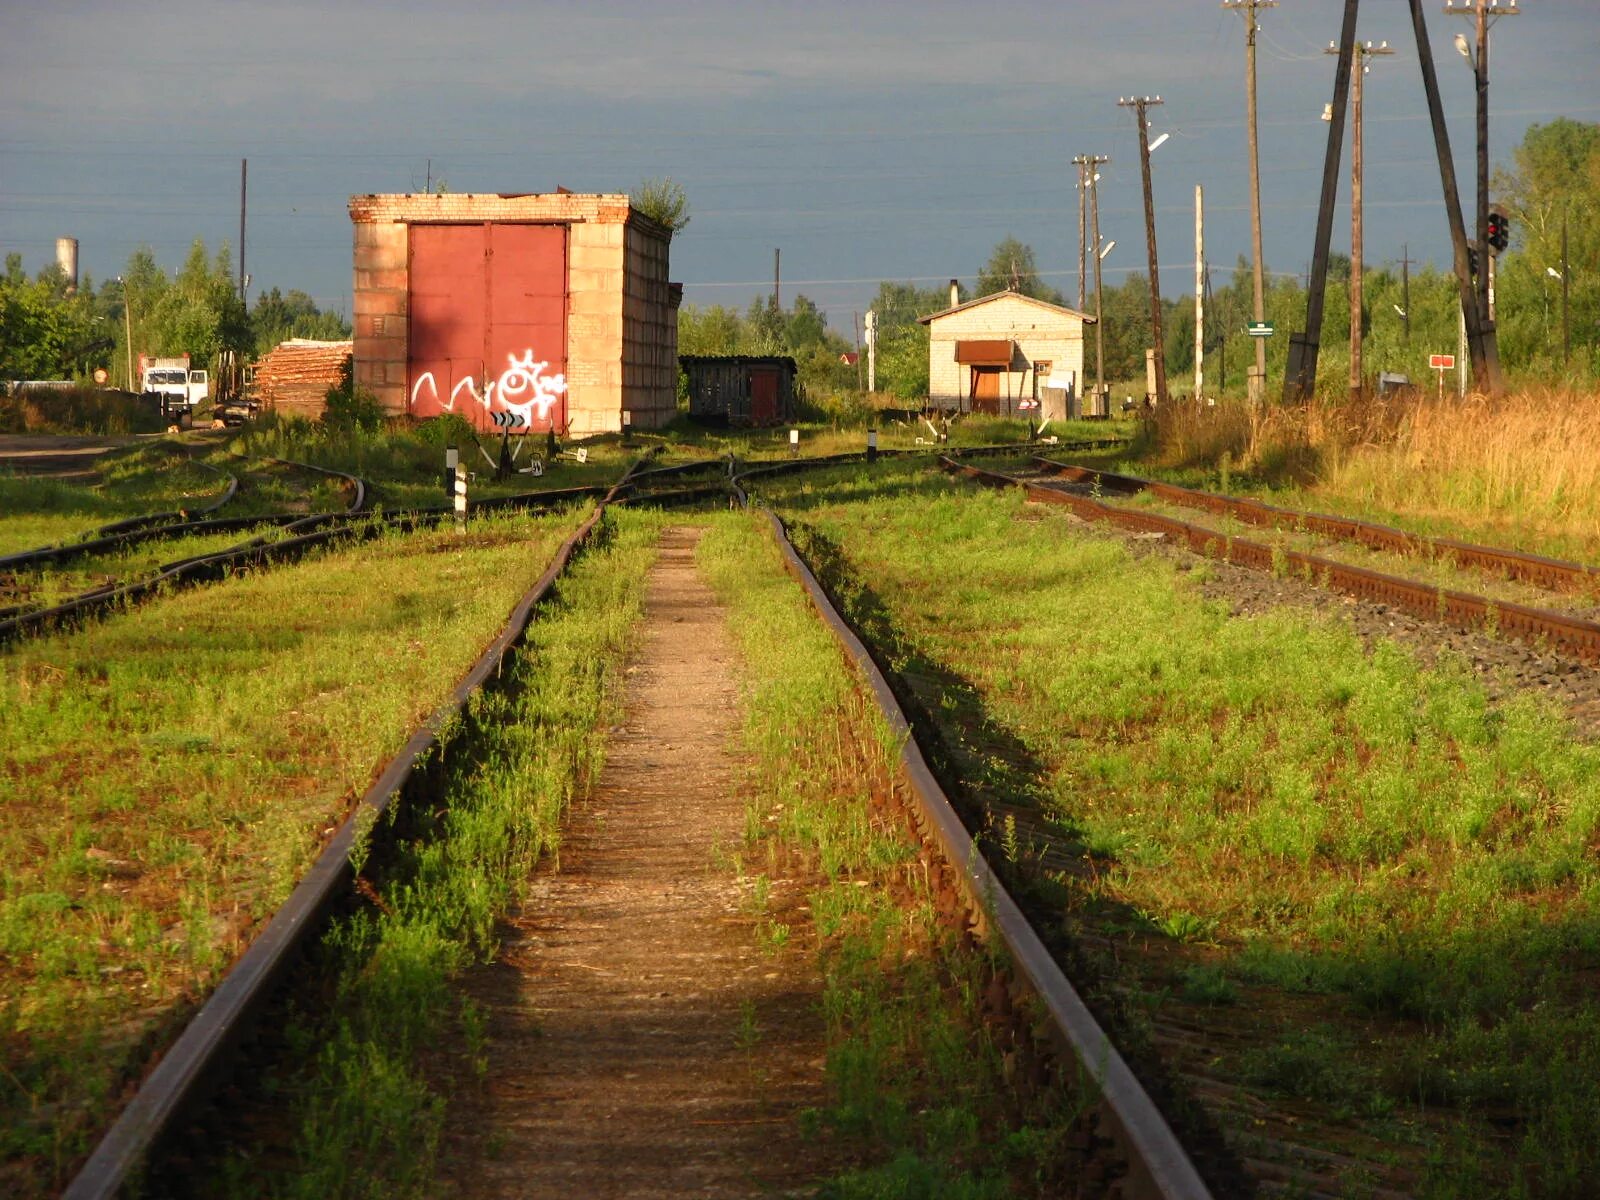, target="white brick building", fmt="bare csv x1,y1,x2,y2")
919,290,1094,416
